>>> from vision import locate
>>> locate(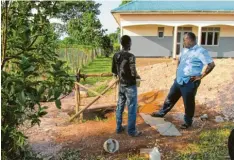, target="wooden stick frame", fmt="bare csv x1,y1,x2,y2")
70,79,119,122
